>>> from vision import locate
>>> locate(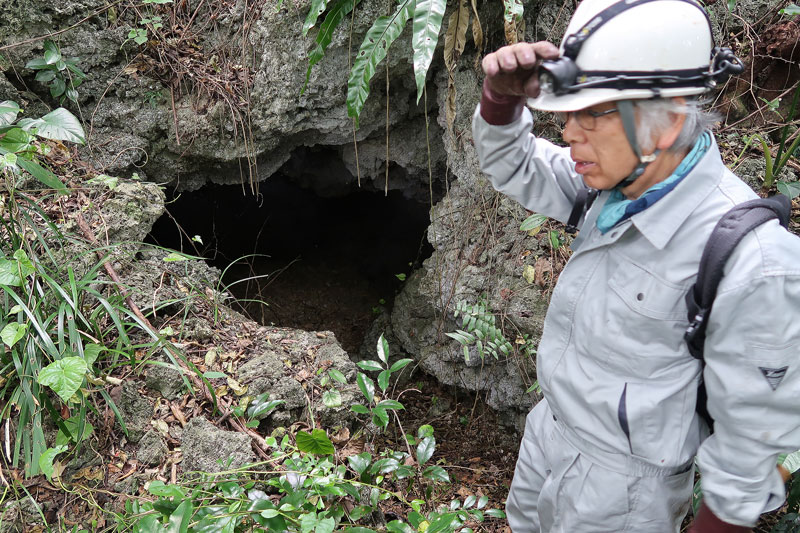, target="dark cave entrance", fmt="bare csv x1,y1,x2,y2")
147,172,434,353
